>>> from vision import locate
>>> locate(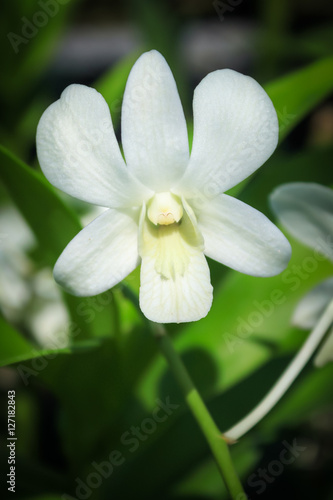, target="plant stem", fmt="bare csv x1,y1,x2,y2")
153,325,245,499
224,298,333,442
